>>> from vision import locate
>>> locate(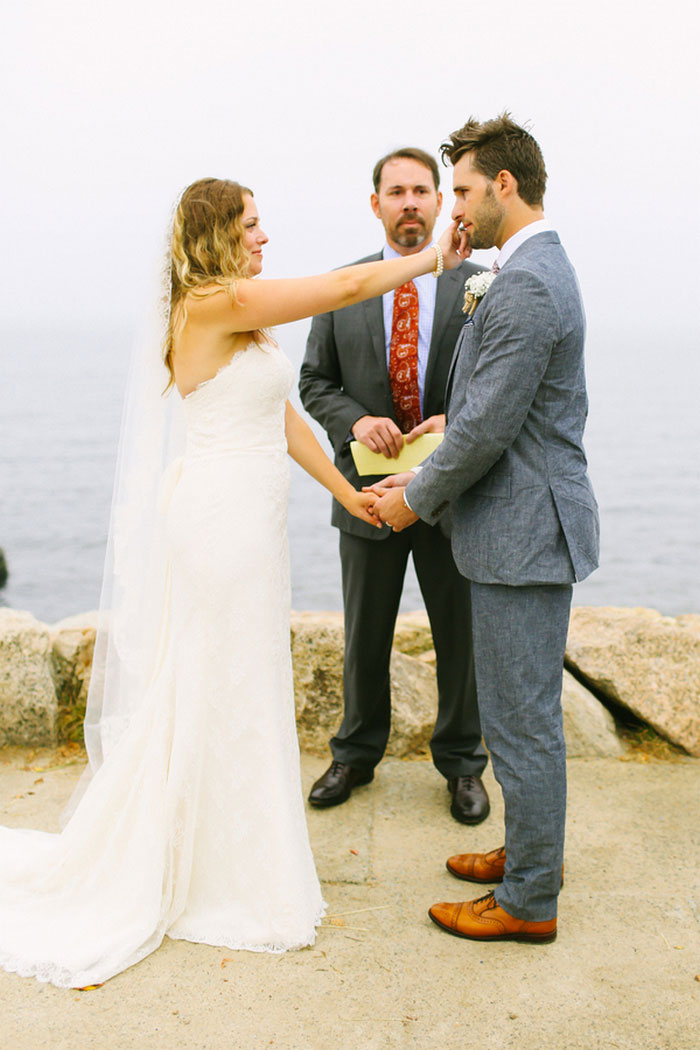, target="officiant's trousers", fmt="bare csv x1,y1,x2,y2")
332,522,487,778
